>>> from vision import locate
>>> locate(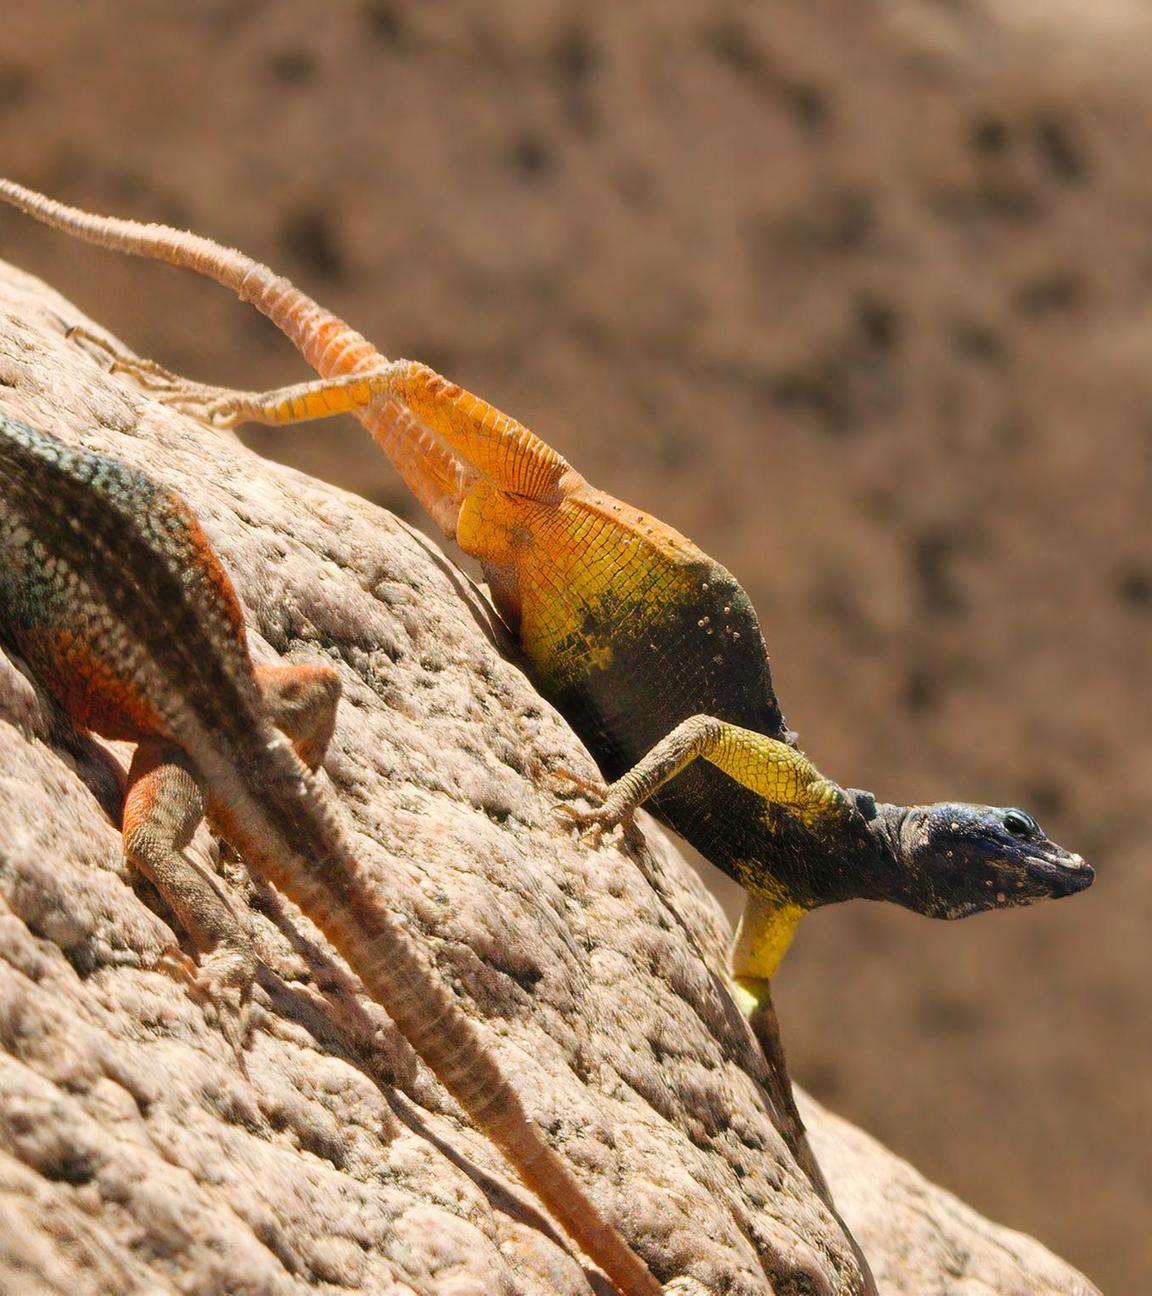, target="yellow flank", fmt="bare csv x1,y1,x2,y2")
704,726,847,828
524,500,702,683
458,478,712,688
